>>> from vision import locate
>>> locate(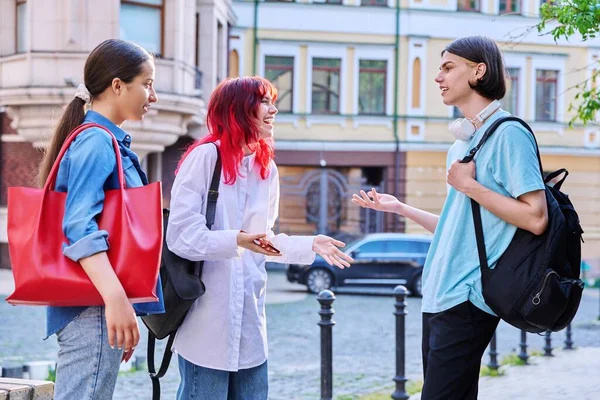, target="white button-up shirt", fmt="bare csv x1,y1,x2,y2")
166,143,316,371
